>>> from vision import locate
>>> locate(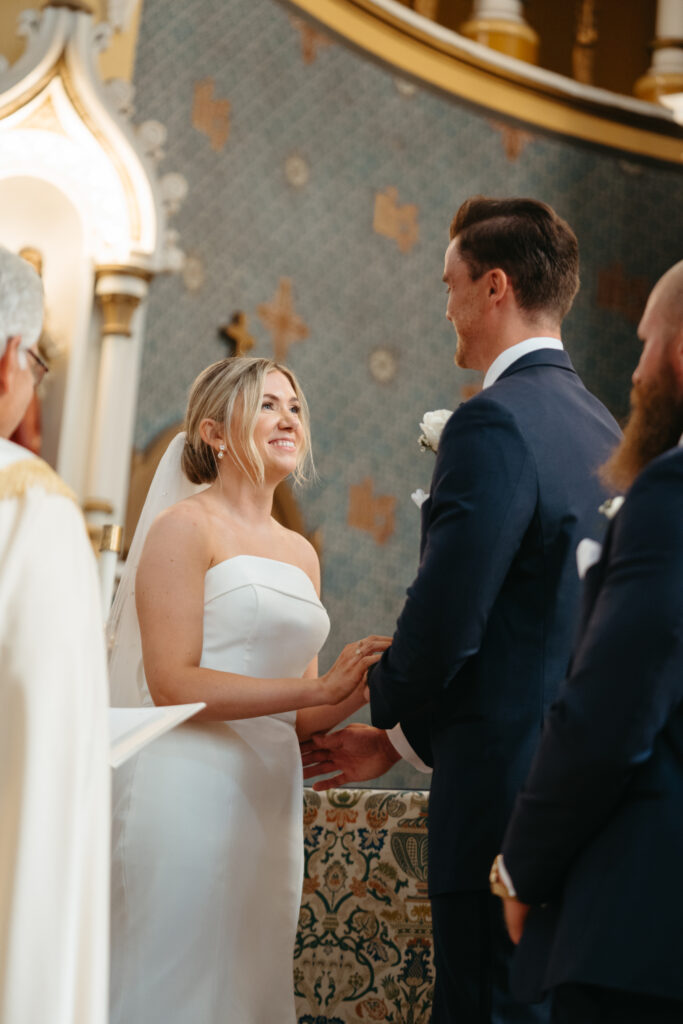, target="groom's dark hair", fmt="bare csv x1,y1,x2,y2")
450,196,579,322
